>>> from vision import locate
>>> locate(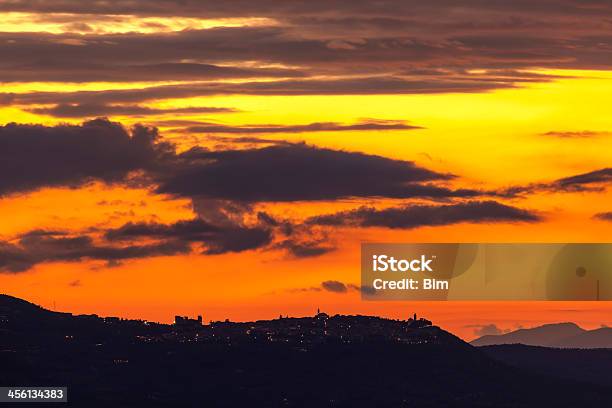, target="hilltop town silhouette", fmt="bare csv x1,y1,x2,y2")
2,294,612,407
0,294,438,347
